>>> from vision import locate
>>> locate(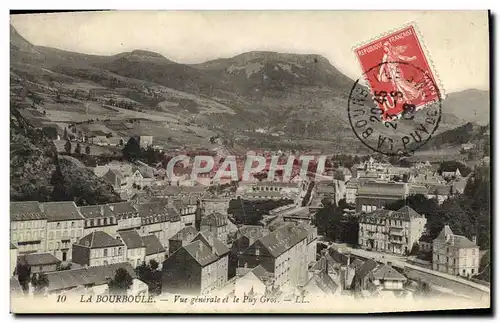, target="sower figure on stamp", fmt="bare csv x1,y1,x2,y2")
377,42,425,118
